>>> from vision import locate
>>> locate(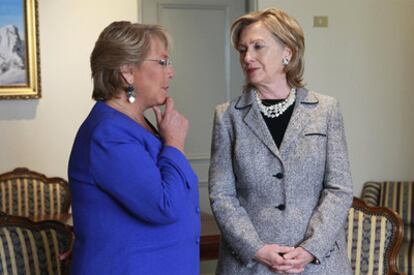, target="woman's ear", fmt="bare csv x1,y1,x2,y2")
283,47,293,60
119,64,134,84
